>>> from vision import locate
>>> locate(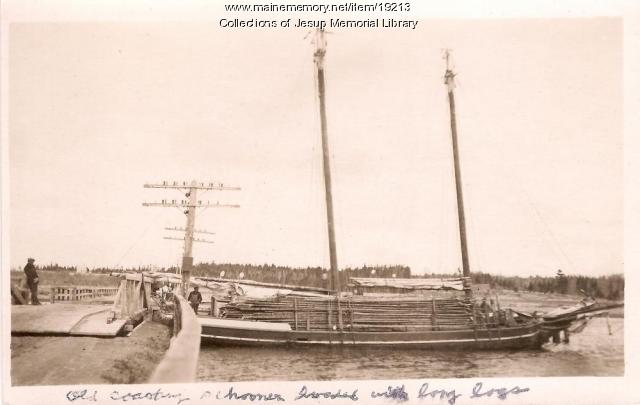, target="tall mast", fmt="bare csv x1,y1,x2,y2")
314,29,340,293
444,50,472,298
